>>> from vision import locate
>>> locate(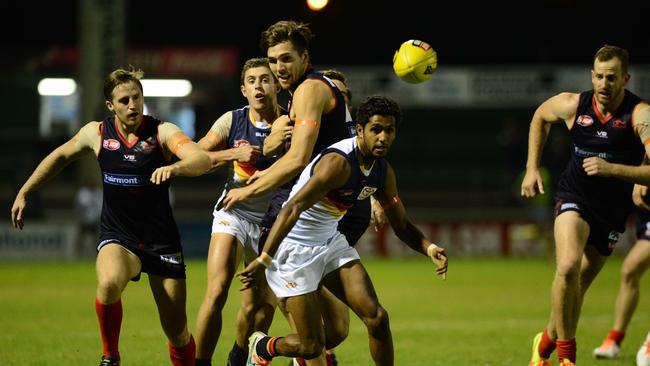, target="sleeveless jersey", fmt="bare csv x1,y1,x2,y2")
556,89,645,229
283,137,387,246
260,69,356,229
97,115,180,246
217,106,278,223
